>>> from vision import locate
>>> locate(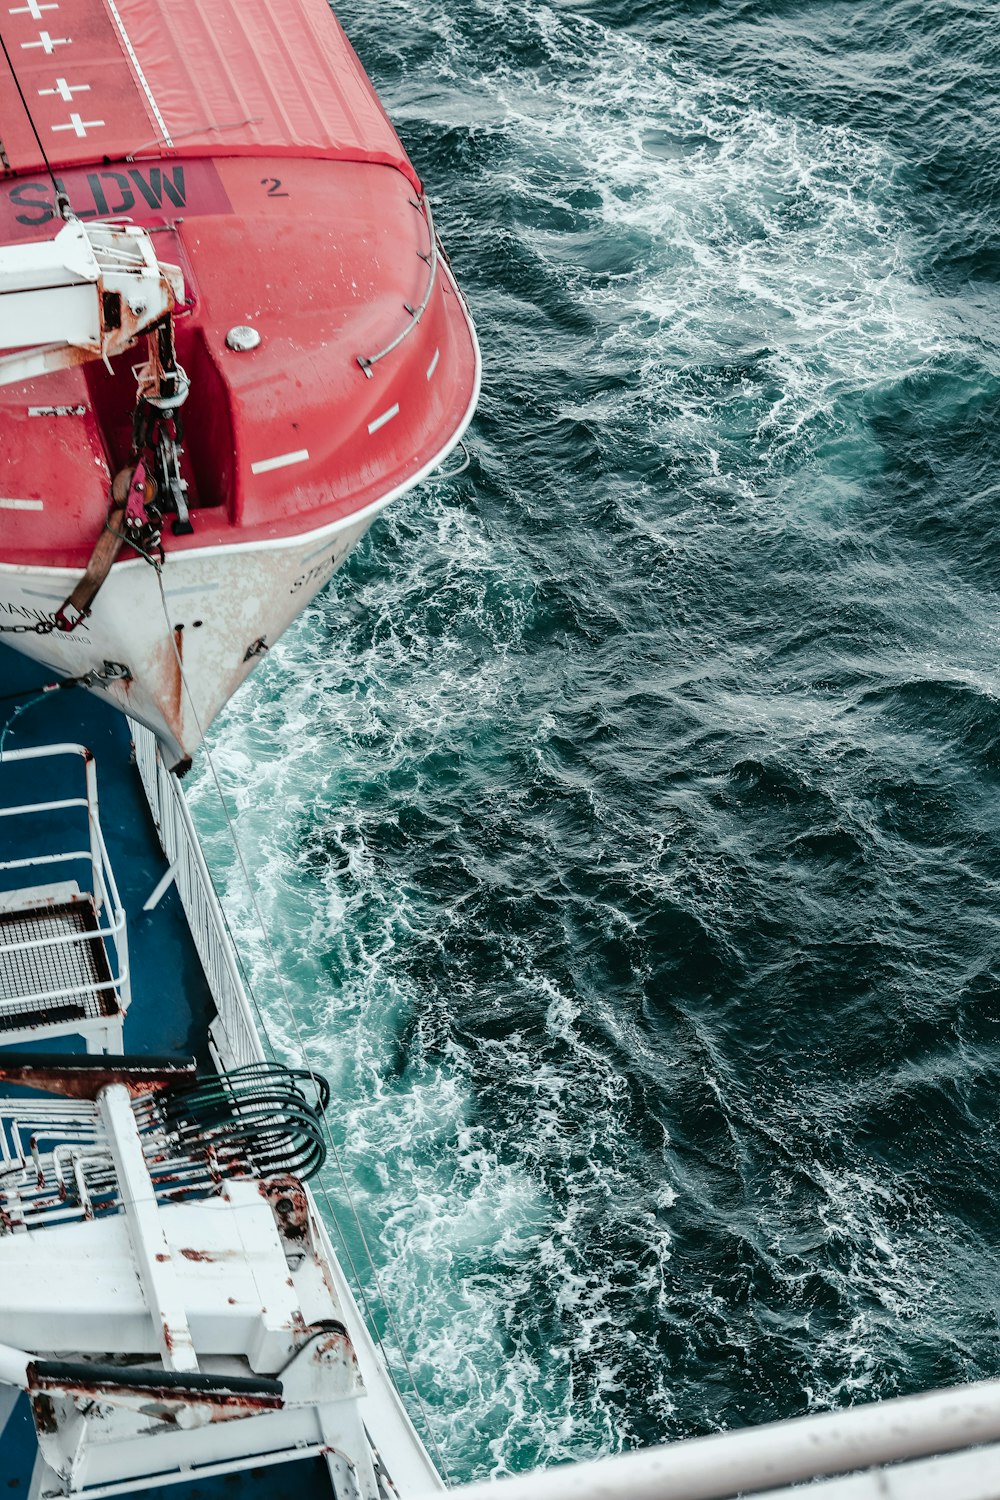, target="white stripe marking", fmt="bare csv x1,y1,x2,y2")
426,347,440,381
103,0,173,146
39,78,89,100
10,0,58,18
22,31,68,51
51,113,104,136
367,403,400,435
250,448,310,475
0,498,43,510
